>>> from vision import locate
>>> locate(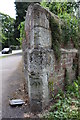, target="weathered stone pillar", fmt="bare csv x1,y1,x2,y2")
23,4,54,112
